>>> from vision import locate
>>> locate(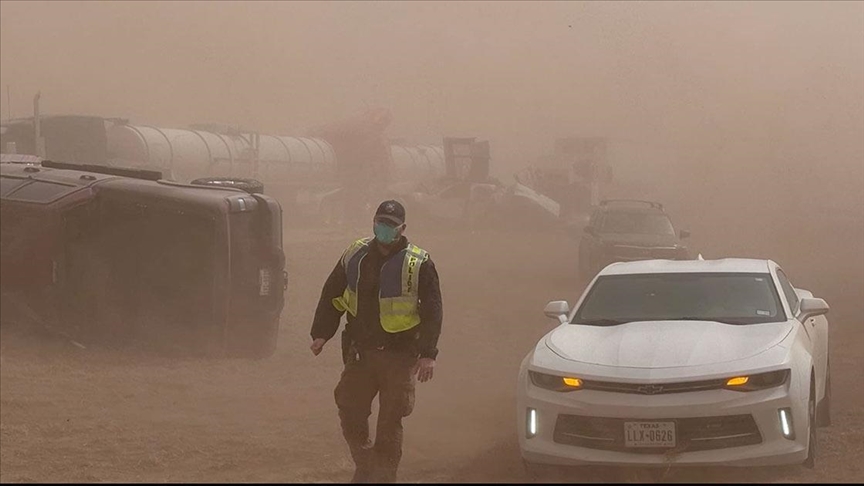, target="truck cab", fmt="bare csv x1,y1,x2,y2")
1,160,286,358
